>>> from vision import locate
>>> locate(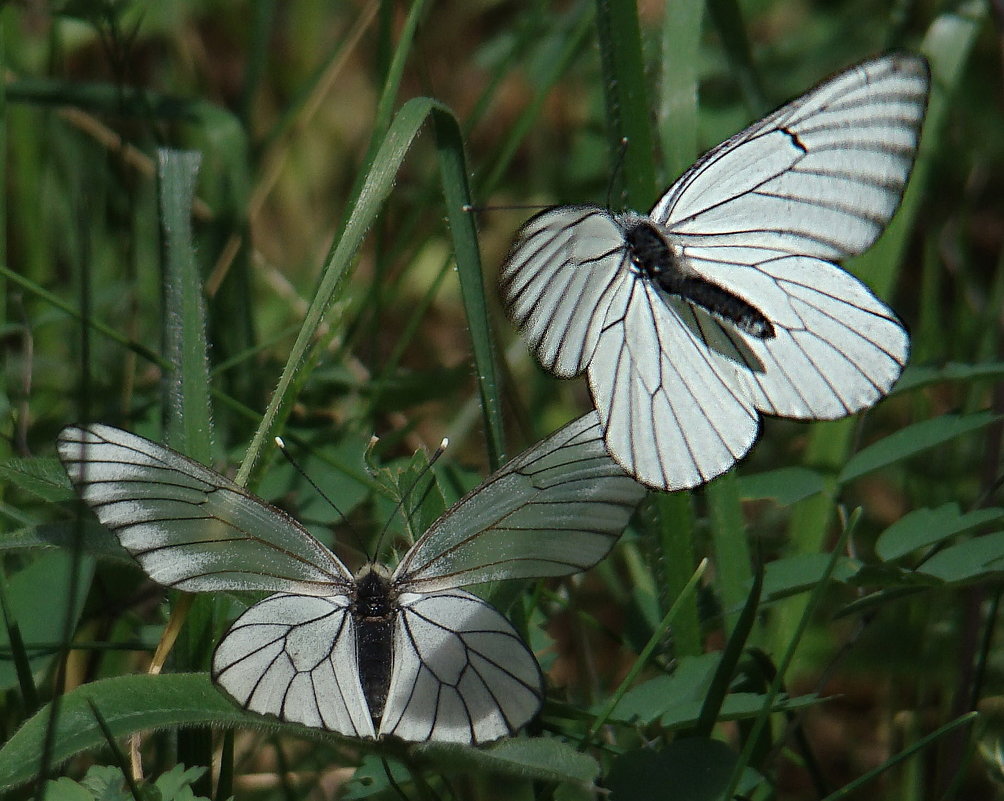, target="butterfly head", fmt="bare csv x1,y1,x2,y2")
352,563,396,621
622,217,681,280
